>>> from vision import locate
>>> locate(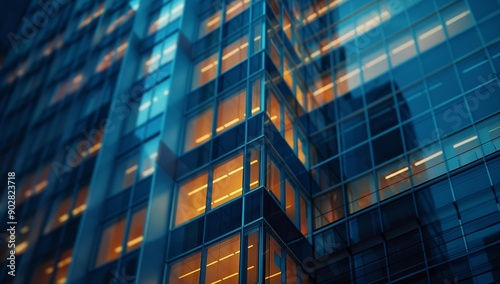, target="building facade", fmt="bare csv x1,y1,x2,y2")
1,0,500,283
